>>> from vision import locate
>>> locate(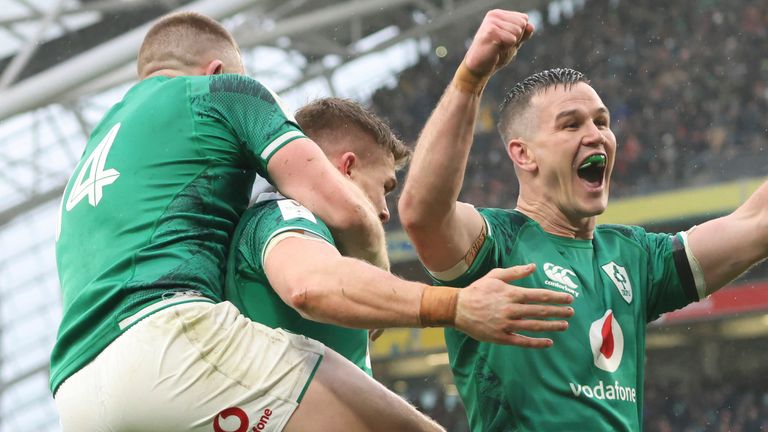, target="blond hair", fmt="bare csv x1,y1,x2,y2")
296,98,410,169
137,11,242,78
